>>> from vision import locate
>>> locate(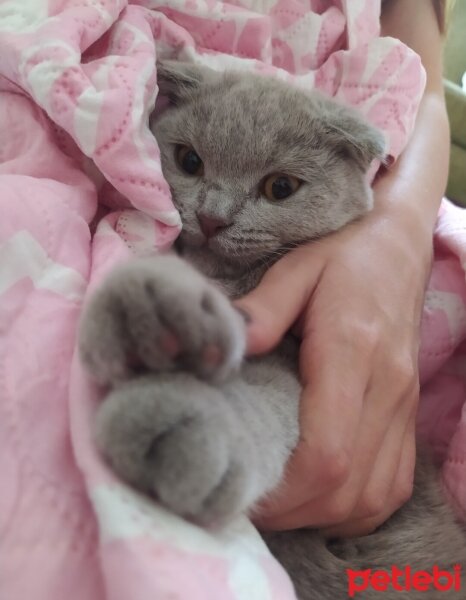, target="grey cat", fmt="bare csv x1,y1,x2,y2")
79,61,466,599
